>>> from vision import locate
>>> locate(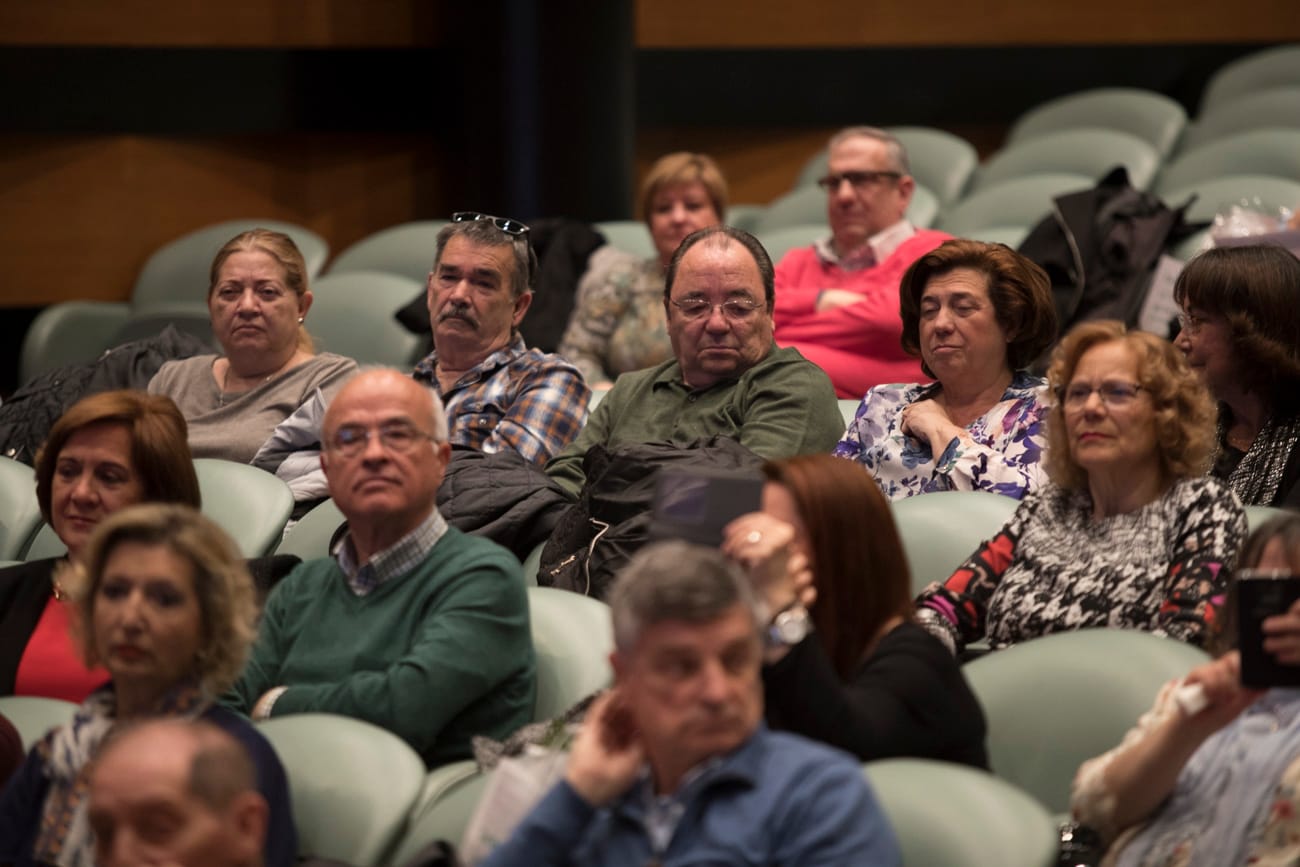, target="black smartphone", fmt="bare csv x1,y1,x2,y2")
649,467,763,547
1237,569,1300,688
